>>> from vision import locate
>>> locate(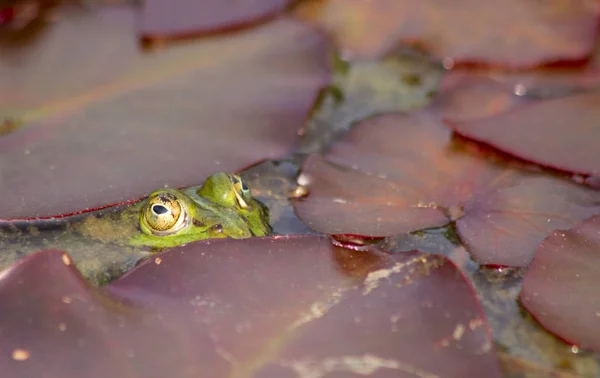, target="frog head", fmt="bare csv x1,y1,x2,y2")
196,172,272,237
128,187,254,248
79,172,272,249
